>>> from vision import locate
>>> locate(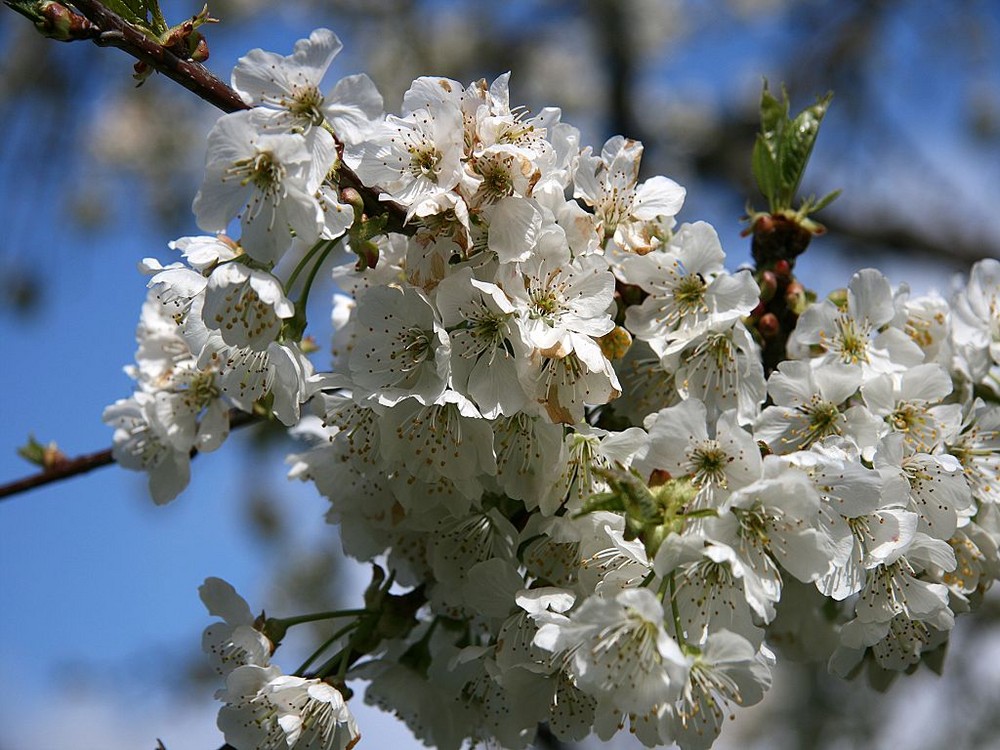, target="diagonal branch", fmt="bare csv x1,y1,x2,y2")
0,446,113,499
61,0,408,232
0,409,259,501
70,0,247,112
